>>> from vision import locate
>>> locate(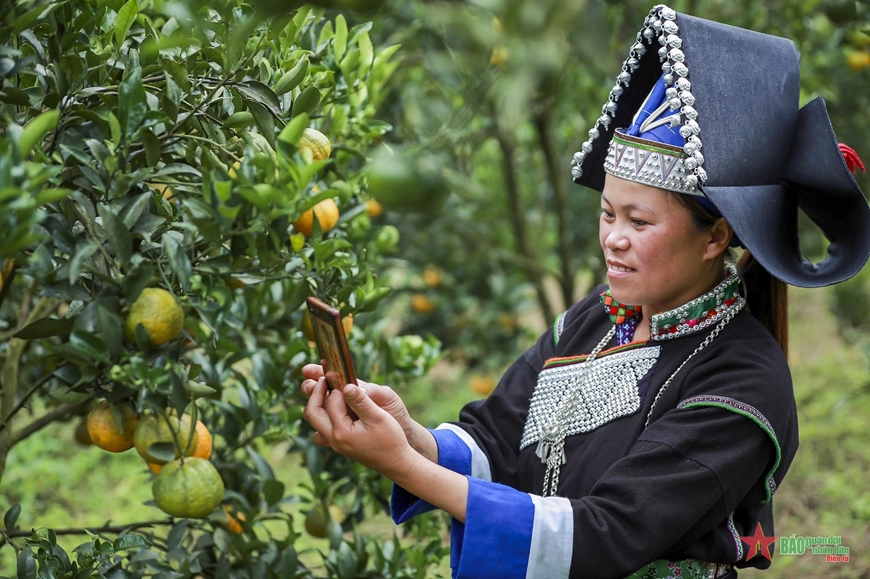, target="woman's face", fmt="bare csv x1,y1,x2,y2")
599,174,726,314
